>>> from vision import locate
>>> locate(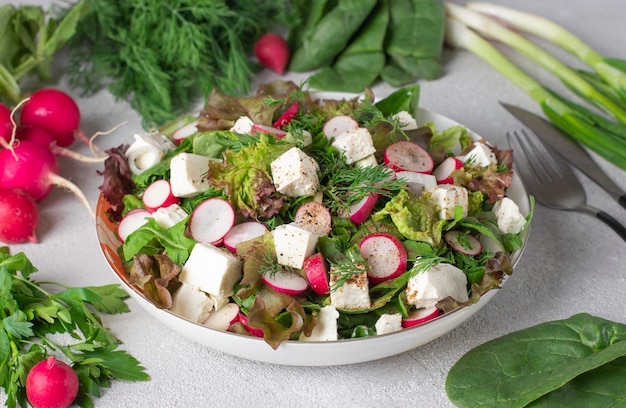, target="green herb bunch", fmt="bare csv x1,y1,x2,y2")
0,247,149,408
